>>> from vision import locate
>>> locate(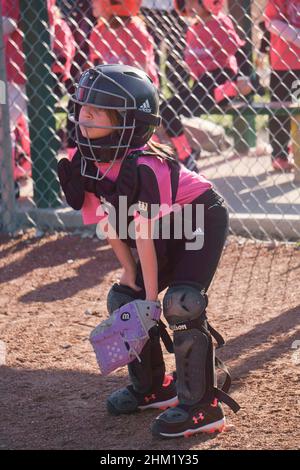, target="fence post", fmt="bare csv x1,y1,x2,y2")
19,0,61,208
0,7,17,233
291,115,300,177
228,0,256,152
